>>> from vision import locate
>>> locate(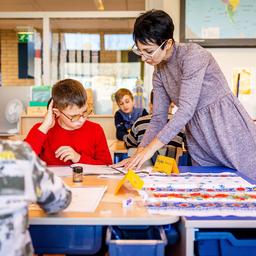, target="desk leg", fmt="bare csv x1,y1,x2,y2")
172,219,195,256
184,227,195,256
